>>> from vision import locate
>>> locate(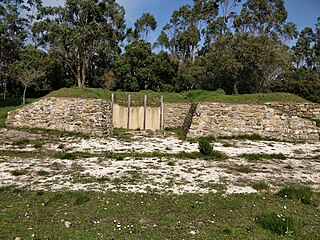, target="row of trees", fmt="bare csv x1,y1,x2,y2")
1,0,320,103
